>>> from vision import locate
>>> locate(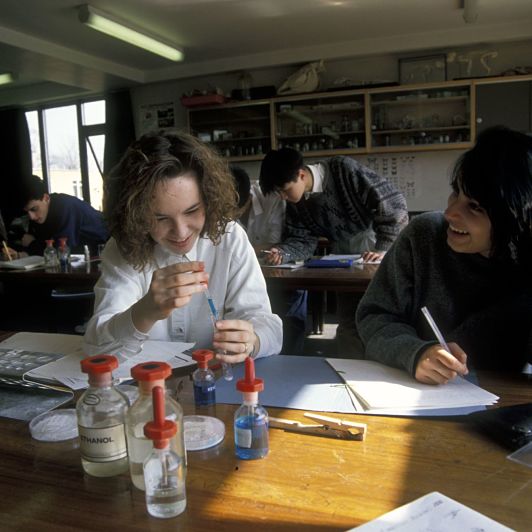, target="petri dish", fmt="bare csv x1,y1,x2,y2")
29,408,79,442
184,415,225,451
